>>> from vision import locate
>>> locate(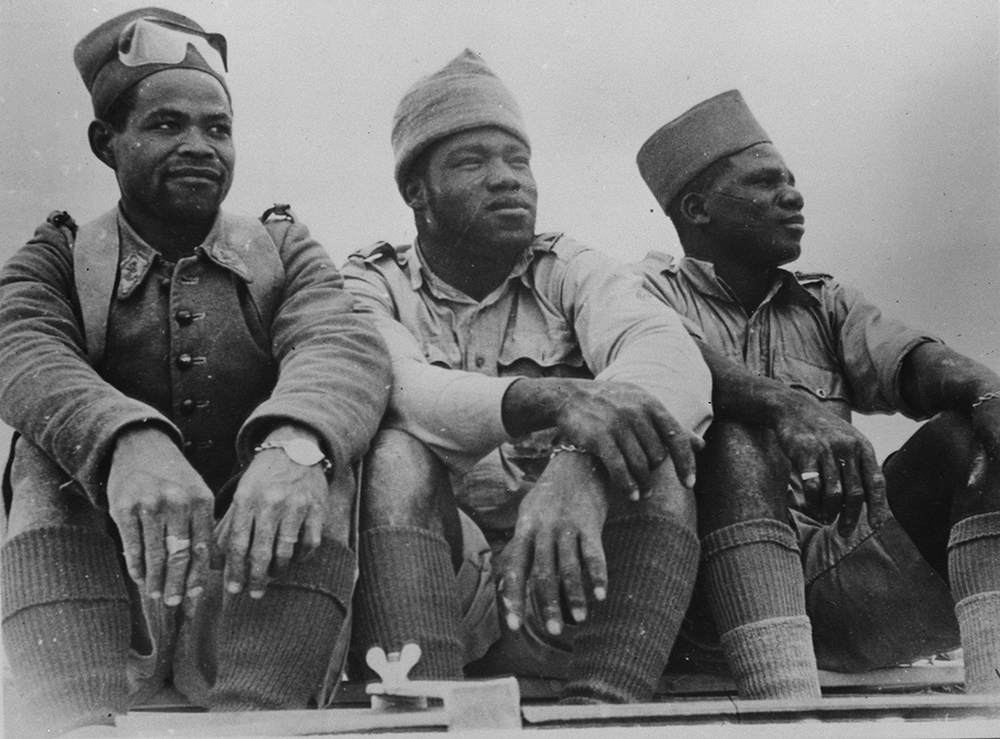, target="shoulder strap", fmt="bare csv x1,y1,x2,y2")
72,209,121,366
